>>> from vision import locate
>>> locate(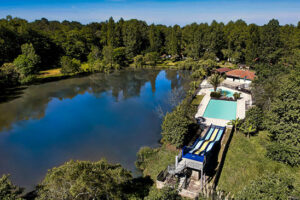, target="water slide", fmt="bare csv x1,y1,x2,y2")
188,127,214,153
194,127,219,155
186,125,225,156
